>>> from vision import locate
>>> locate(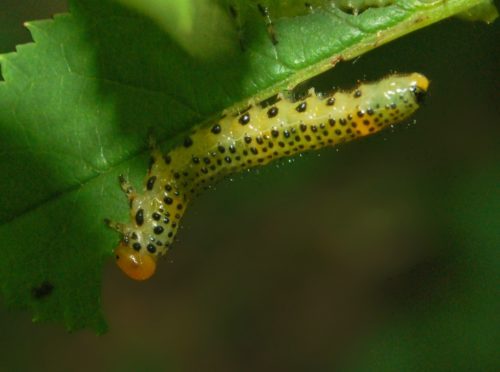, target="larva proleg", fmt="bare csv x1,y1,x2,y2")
108,72,429,280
